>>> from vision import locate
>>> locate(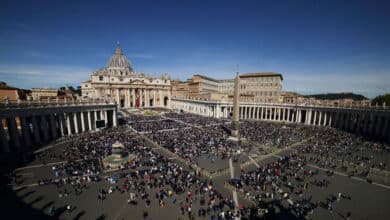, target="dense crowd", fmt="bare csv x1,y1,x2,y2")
227,121,311,148
297,127,390,175
147,126,251,165
130,119,189,133
164,113,230,126
127,114,163,123
33,127,263,219
14,112,390,219
228,153,352,219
